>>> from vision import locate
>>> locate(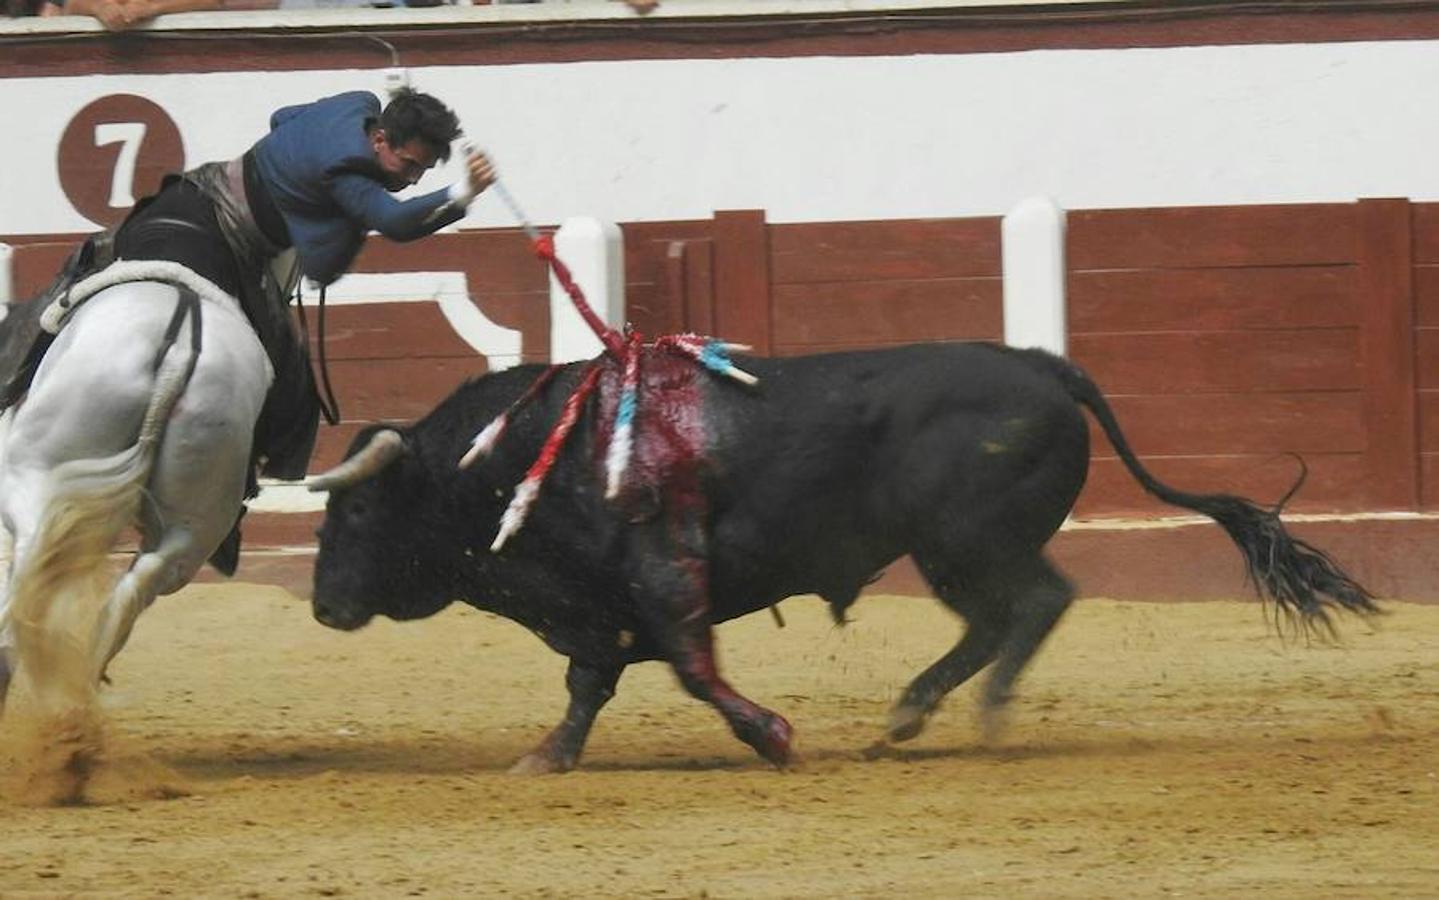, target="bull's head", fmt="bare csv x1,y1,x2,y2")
307,426,458,631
